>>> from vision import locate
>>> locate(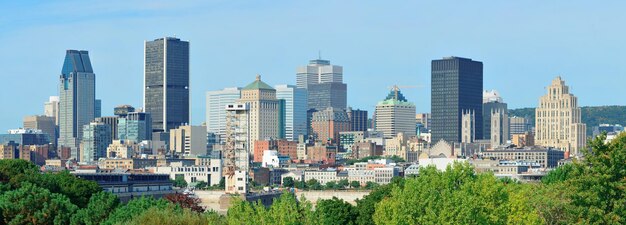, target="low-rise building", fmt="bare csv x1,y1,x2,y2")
152,163,222,186
482,146,564,168
73,172,173,202
304,170,338,185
